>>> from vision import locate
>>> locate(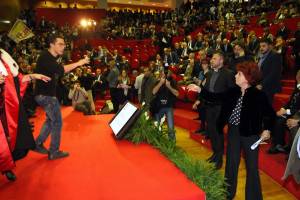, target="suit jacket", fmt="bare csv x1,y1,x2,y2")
174,48,182,58
276,27,289,40
220,44,233,57
141,75,157,106
199,67,235,105
101,55,111,65
283,87,300,116
164,52,179,65
248,39,260,55
193,40,203,51
260,51,282,95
